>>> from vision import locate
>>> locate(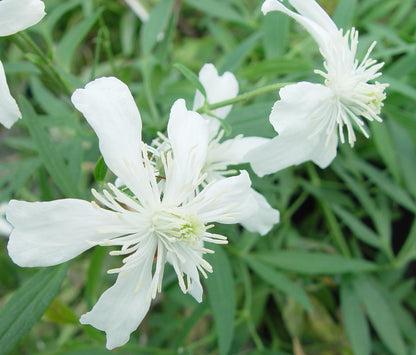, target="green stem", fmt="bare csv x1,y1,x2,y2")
306,163,351,257
199,82,291,112
16,32,72,96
